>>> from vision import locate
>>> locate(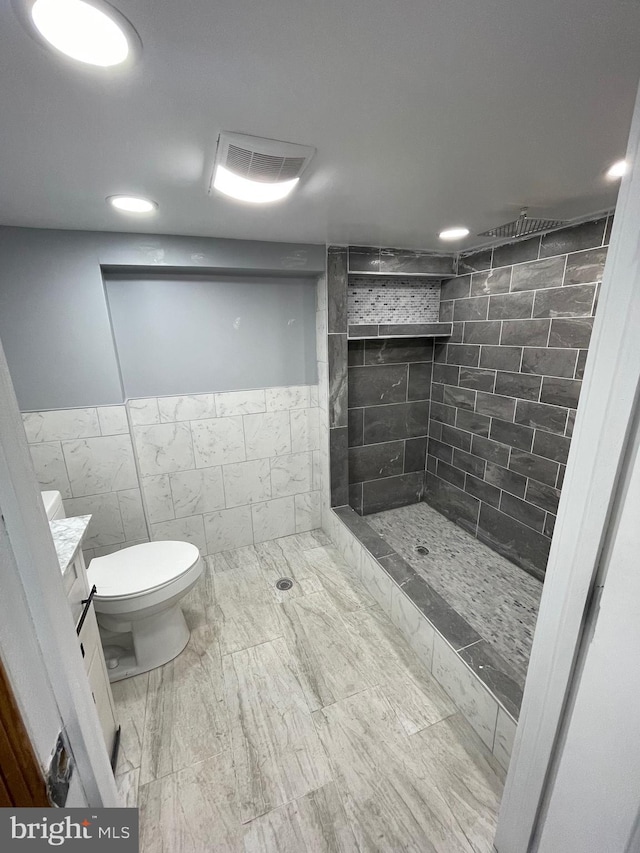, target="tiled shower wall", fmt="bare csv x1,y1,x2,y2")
347,338,432,514
23,385,320,561
427,216,610,578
